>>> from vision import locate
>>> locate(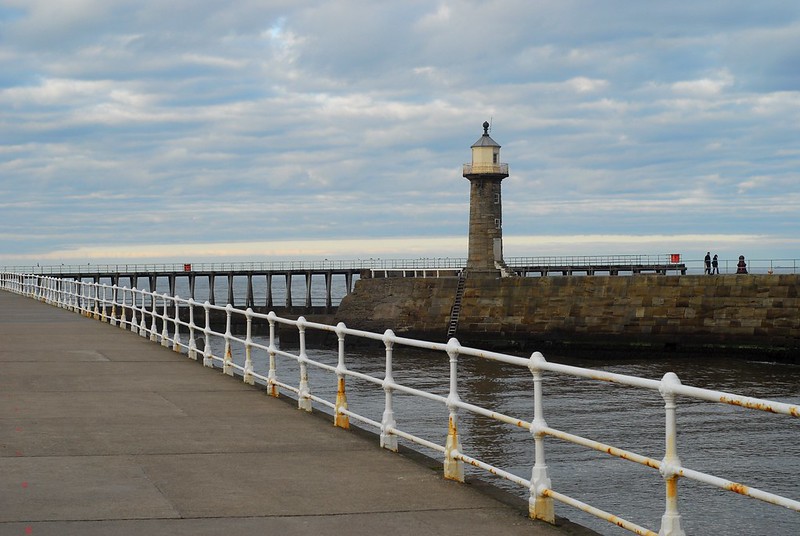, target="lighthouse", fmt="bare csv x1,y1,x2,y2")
463,121,512,276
